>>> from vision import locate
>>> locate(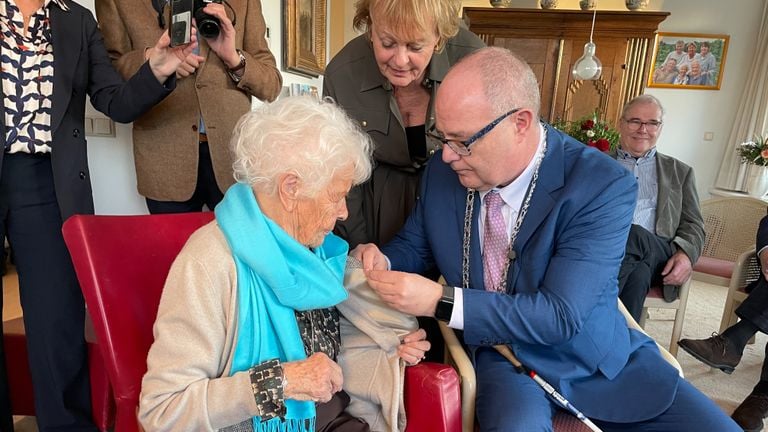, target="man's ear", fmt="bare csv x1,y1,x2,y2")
514,109,536,134
277,173,301,211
